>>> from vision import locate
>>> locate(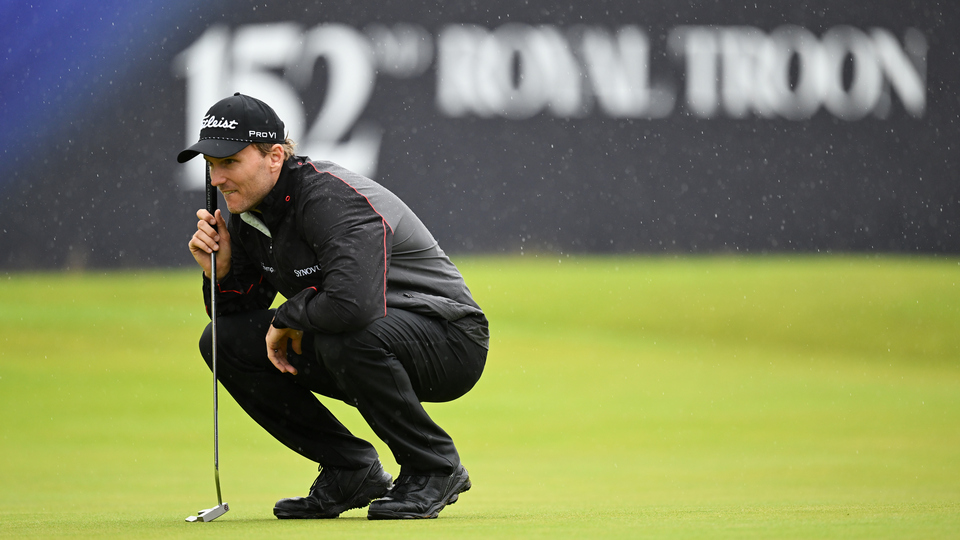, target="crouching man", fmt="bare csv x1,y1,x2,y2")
182,93,488,519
